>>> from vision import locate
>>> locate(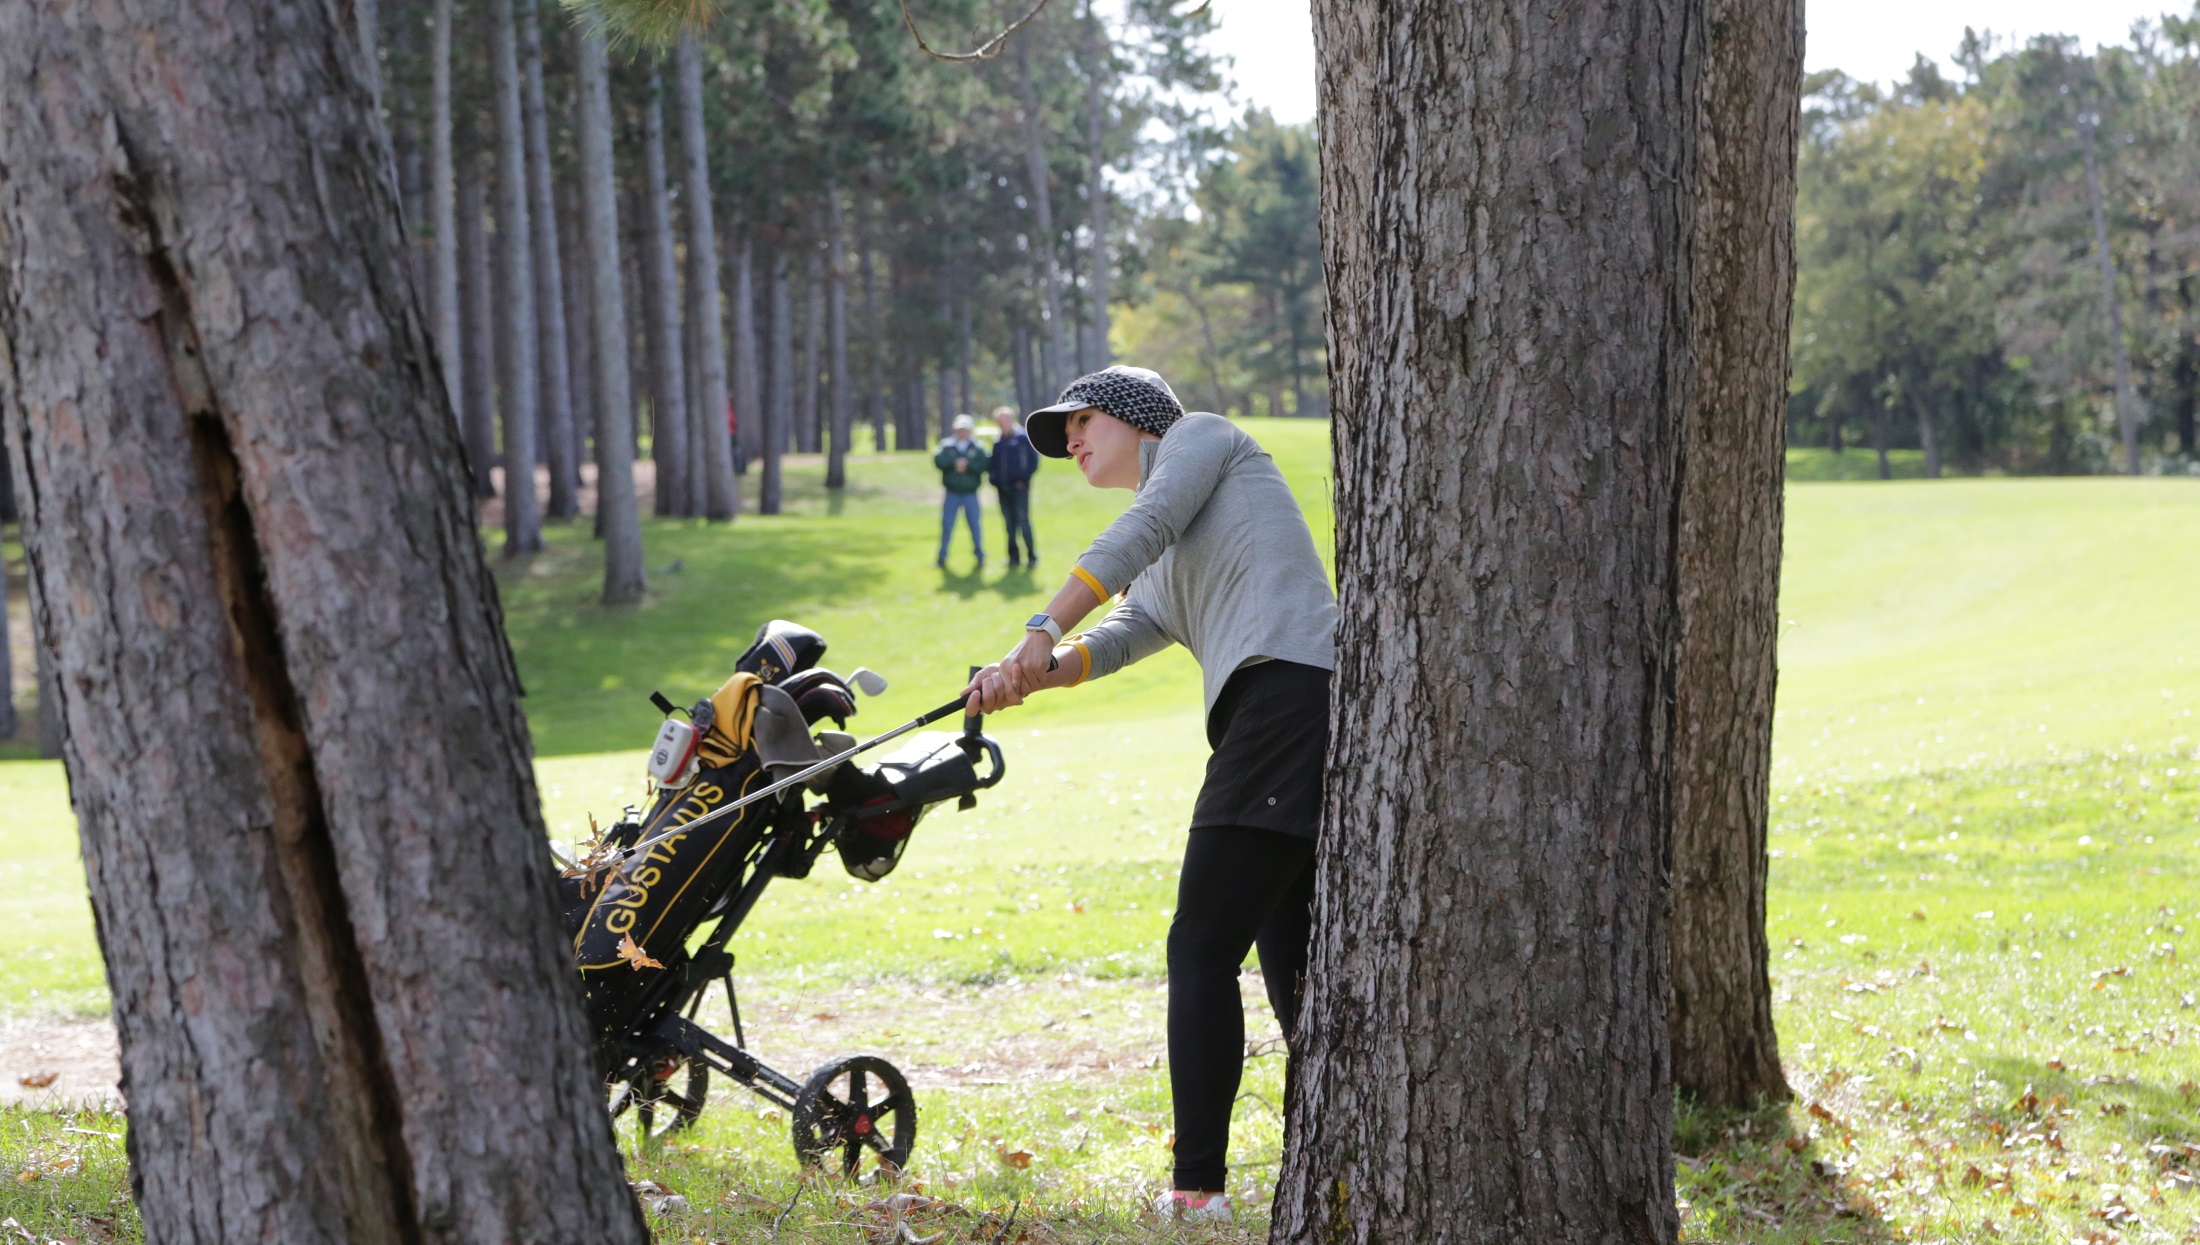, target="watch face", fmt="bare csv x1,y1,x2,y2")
1028,614,1053,629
